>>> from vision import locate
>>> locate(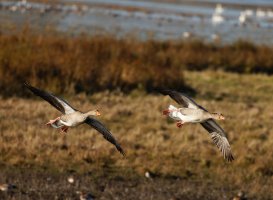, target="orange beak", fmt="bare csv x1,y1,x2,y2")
96,110,101,116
